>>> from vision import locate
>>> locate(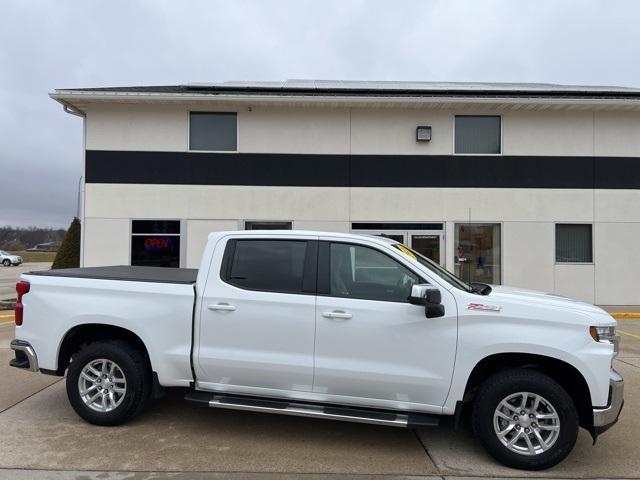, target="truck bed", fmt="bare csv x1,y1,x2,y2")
27,265,198,285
